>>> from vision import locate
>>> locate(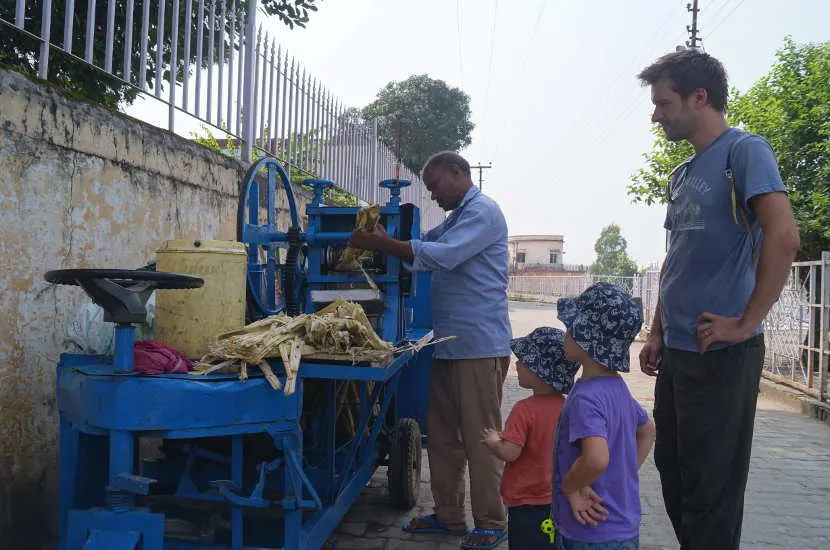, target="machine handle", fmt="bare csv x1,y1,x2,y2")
44,269,203,325
45,269,203,290
306,178,335,207
379,179,412,191
379,179,412,206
